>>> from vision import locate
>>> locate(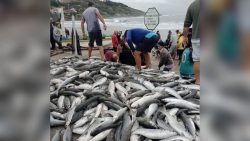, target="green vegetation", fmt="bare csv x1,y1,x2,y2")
51,0,145,20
